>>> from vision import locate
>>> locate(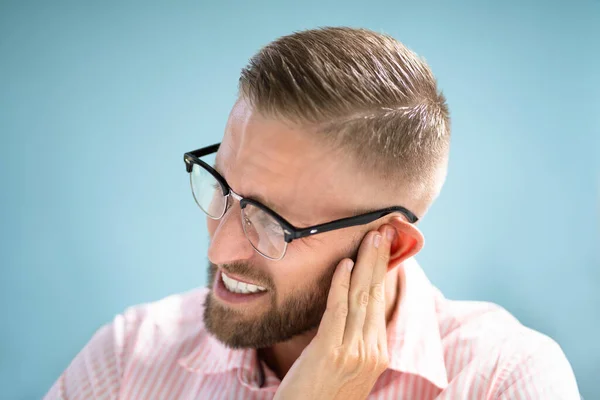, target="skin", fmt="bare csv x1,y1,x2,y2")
202,98,426,385
274,225,398,399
